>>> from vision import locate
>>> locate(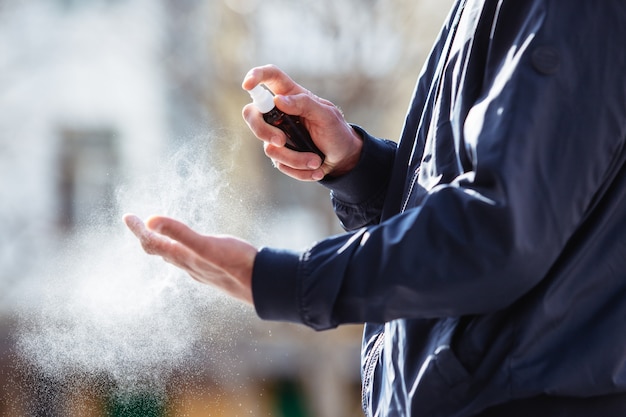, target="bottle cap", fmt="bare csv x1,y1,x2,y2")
248,85,275,114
